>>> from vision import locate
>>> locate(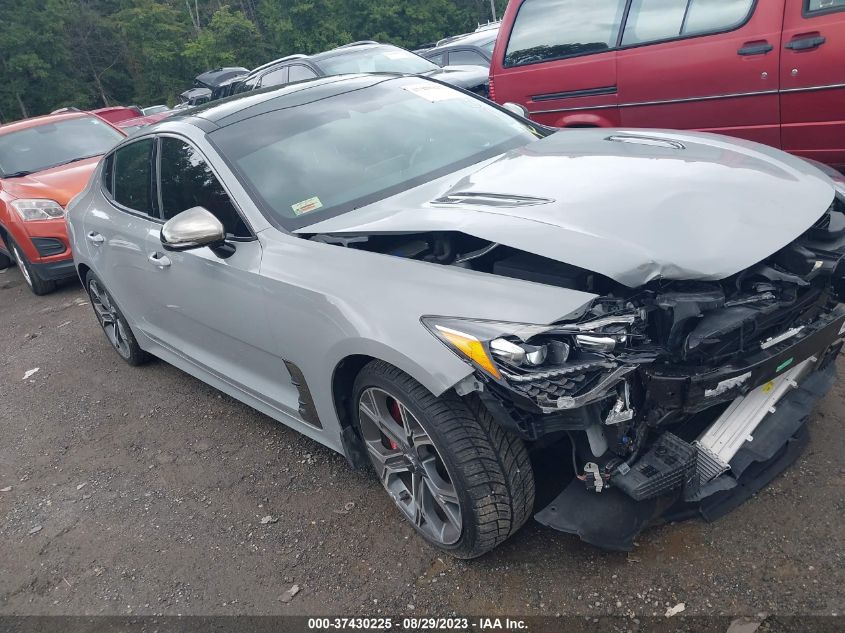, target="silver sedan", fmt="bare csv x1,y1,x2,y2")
67,74,845,557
